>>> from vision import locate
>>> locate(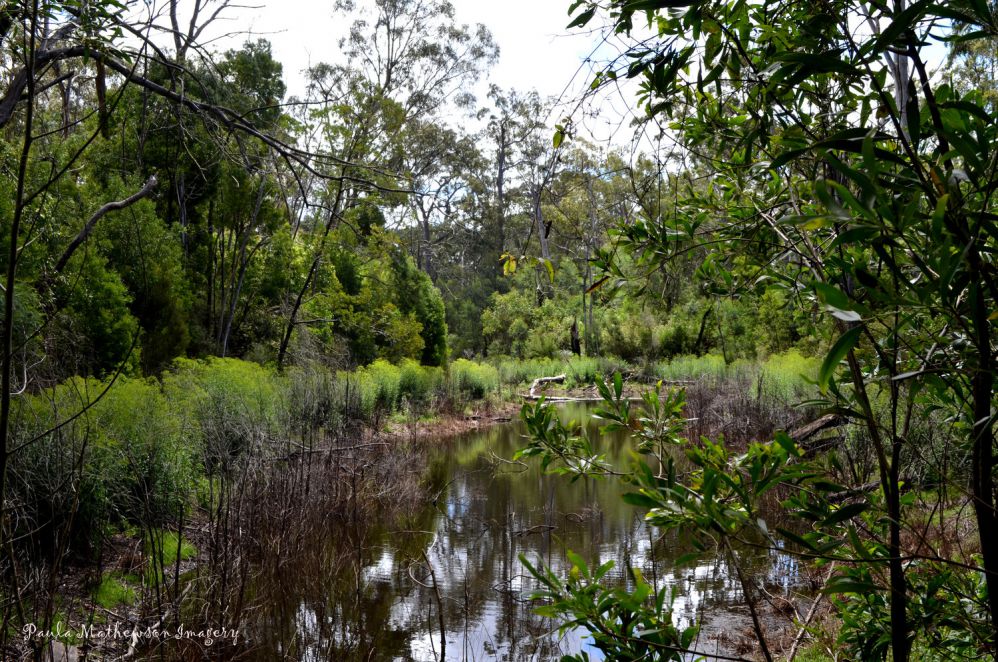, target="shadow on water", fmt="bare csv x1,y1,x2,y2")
236,403,802,661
